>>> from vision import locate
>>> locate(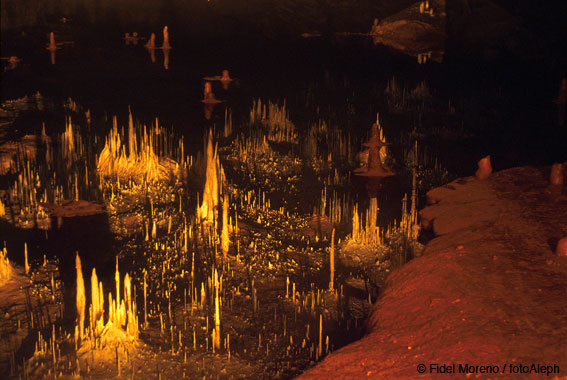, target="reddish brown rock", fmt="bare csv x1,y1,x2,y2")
370,0,446,62
557,237,567,256
40,200,106,218
549,163,565,186
475,155,492,180
297,166,567,380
